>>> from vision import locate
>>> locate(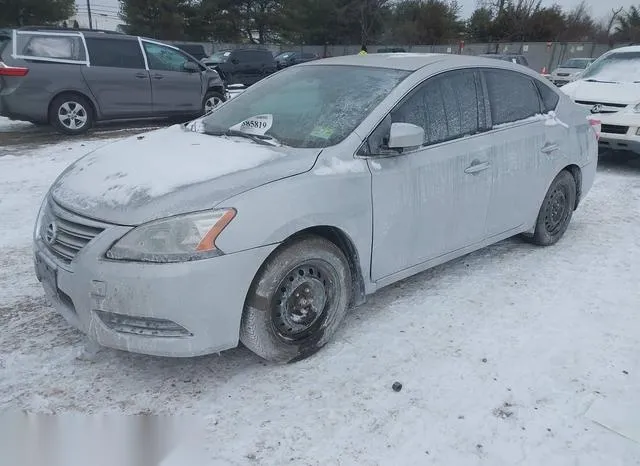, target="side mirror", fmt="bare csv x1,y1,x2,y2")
183,62,201,73
387,122,424,150
231,58,239,64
